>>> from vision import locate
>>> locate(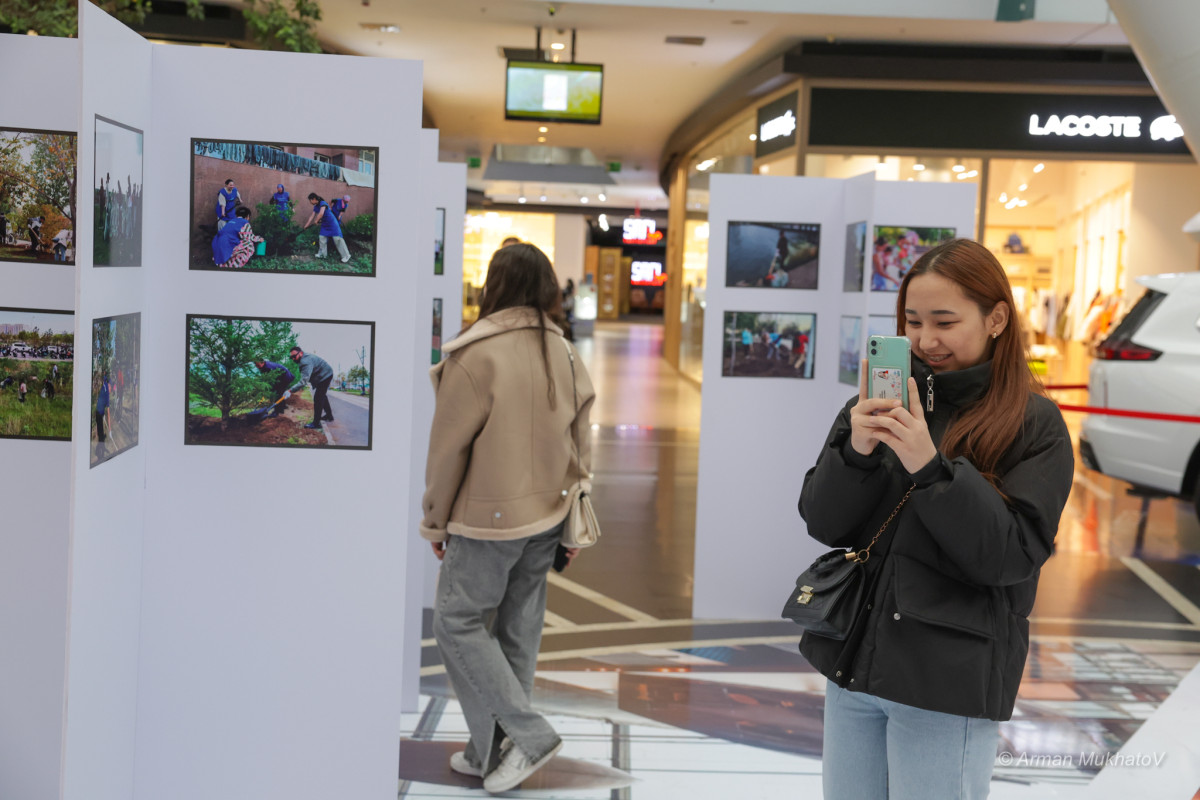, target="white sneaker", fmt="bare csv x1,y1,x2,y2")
482,738,562,794
448,751,483,778
340,255,351,263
